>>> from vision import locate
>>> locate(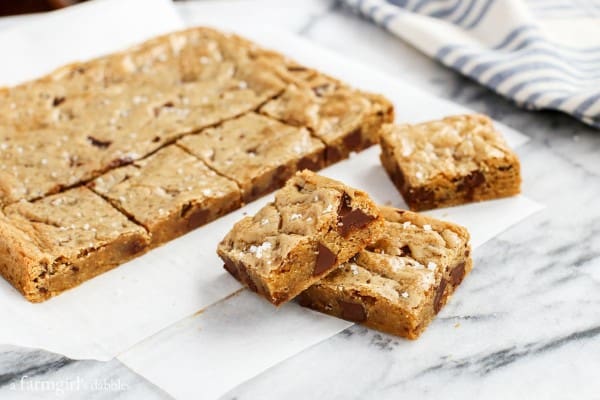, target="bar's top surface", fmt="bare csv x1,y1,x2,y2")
380,114,517,185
